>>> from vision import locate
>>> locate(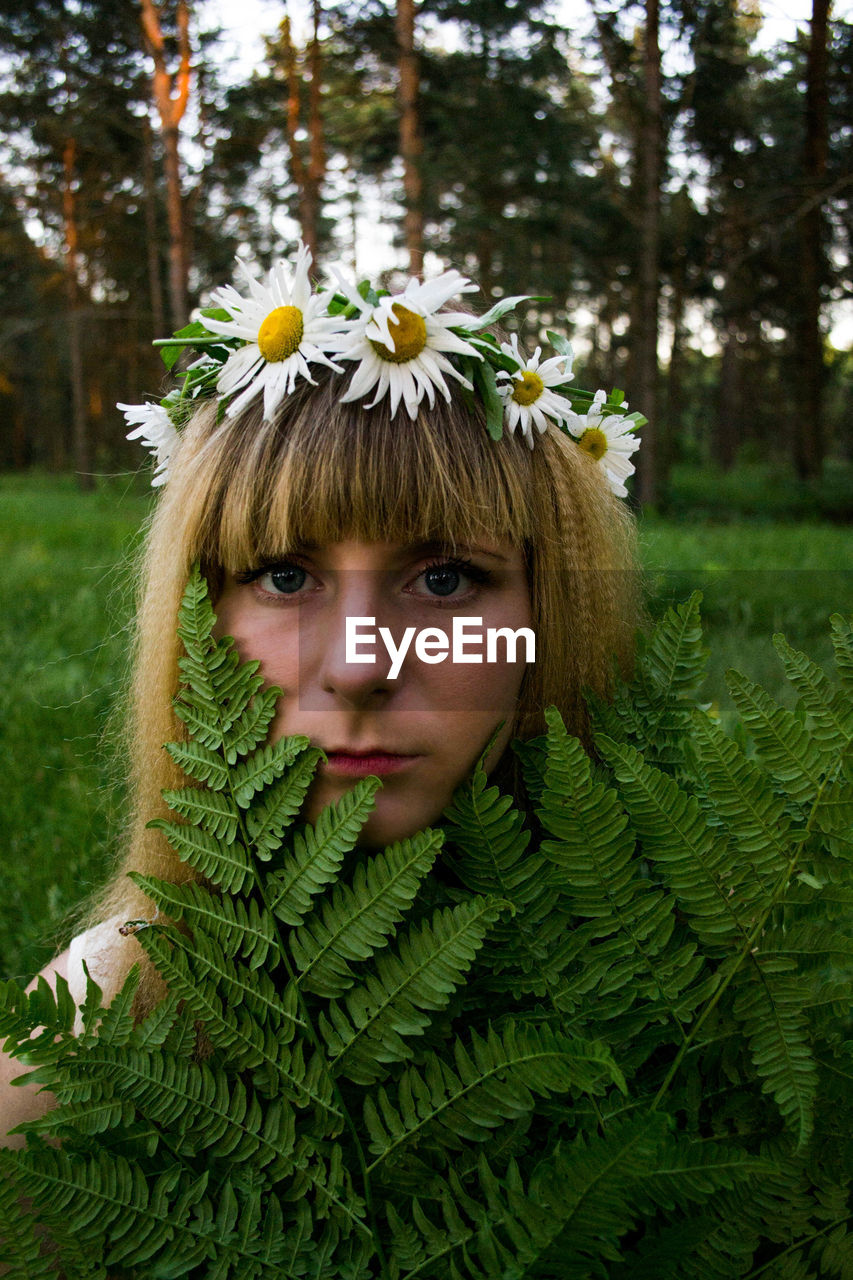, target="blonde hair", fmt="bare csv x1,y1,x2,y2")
92,373,639,1003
